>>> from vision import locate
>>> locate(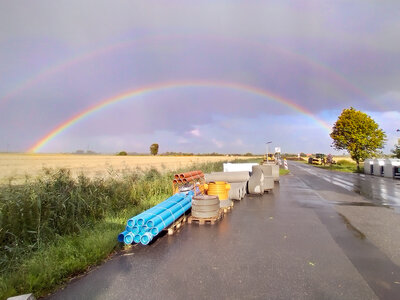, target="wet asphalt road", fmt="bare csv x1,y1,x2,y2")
47,162,400,300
